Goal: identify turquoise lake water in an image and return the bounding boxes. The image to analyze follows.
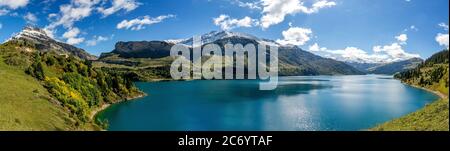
[98,75,438,131]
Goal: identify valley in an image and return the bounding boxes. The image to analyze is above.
[0,26,448,131]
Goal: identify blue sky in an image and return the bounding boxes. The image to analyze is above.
[0,0,448,63]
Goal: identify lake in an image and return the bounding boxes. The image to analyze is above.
[98,75,438,131]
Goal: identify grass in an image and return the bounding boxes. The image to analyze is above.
[371,99,449,131]
[0,56,76,130]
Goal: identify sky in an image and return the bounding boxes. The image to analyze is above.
[0,0,448,63]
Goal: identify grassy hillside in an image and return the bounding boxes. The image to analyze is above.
[372,99,448,131]
[367,58,423,75]
[372,50,449,131]
[0,42,143,130]
[0,51,79,130]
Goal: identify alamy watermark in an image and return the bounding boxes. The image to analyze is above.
[170,36,278,90]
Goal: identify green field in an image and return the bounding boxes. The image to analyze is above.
[0,56,77,130]
[371,98,449,131]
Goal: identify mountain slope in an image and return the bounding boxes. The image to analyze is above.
[5,26,97,60]
[367,58,423,75]
[98,31,363,78]
[372,50,449,131]
[0,27,143,130]
[0,52,76,130]
[346,58,423,75]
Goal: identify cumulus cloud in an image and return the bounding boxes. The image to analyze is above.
[213,14,257,30]
[117,14,175,30]
[435,23,449,49]
[308,34,421,63]
[439,22,449,31]
[23,12,38,24]
[42,0,140,44]
[43,0,102,43]
[62,27,85,45]
[395,34,408,44]
[276,27,312,46]
[86,35,112,46]
[308,43,390,63]
[372,43,420,62]
[46,0,100,29]
[0,0,29,9]
[97,0,141,17]
[260,0,336,29]
[436,33,449,49]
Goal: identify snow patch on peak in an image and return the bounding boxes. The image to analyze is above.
[7,26,53,43]
[169,30,280,47]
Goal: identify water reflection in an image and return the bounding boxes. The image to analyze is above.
[99,75,439,131]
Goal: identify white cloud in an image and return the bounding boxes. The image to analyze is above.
[23,12,38,24]
[0,0,29,9]
[438,22,449,31]
[46,0,100,29]
[403,25,418,32]
[117,14,175,30]
[308,43,390,63]
[410,25,418,31]
[308,36,421,63]
[435,23,449,49]
[213,14,257,30]
[308,43,323,51]
[276,27,312,46]
[395,34,407,44]
[260,0,336,29]
[62,27,85,45]
[435,33,449,49]
[97,0,141,17]
[0,23,2,29]
[86,35,111,46]
[232,0,261,10]
[372,43,420,62]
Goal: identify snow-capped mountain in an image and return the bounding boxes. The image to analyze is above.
[5,26,97,60]
[101,30,364,75]
[165,31,280,47]
[7,26,53,43]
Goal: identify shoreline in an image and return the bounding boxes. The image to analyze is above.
[90,92,147,120]
[405,83,447,99]
[368,80,449,131]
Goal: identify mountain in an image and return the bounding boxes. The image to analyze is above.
[373,50,449,131]
[99,31,364,78]
[5,26,97,60]
[346,58,423,75]
[103,41,174,59]
[366,58,423,75]
[167,30,280,47]
[345,62,379,72]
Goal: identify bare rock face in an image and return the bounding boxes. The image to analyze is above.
[7,26,97,60]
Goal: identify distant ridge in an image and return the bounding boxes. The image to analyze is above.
[99,30,364,76]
